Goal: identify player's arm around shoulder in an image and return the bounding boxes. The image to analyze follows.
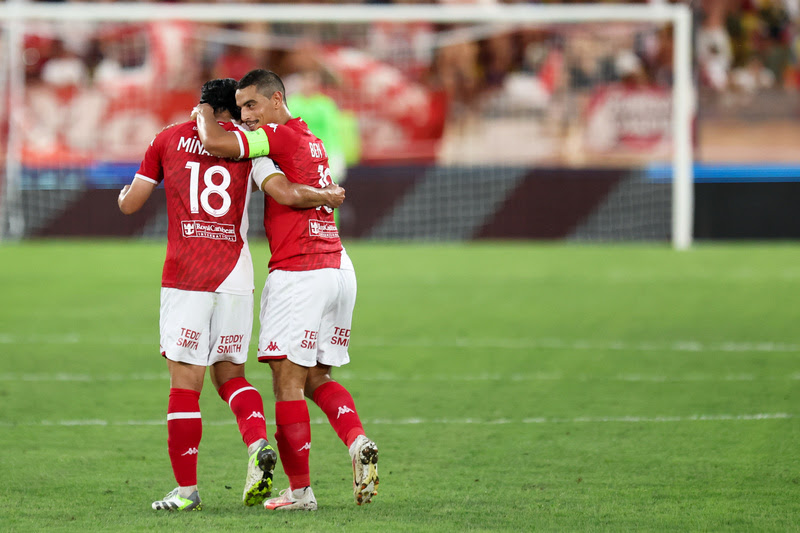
[192,103,242,159]
[262,174,345,209]
[251,156,343,209]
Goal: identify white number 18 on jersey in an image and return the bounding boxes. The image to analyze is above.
[186,161,232,217]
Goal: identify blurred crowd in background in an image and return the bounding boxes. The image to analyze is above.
[6,0,800,166]
[19,0,799,97]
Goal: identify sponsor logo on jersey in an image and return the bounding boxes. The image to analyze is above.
[266,341,280,352]
[308,219,339,239]
[247,411,266,421]
[182,220,237,242]
[297,442,311,452]
[181,447,199,456]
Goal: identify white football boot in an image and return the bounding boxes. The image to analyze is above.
[349,434,379,505]
[151,487,202,511]
[264,486,318,511]
[243,439,277,506]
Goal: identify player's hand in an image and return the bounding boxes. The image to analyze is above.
[323,184,345,209]
[118,184,131,206]
[191,103,213,121]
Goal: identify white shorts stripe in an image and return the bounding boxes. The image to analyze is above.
[166,412,202,421]
[227,386,256,406]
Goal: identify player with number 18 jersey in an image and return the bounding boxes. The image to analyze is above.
[136,121,278,294]
[120,78,302,512]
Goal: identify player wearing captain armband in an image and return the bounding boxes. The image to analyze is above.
[118,78,344,512]
[194,69,379,511]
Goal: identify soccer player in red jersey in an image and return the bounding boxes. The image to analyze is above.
[118,78,345,512]
[194,69,379,511]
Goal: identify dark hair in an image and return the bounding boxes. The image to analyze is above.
[199,78,241,121]
[238,69,286,103]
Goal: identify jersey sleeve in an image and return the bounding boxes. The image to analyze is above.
[135,130,167,185]
[241,124,295,159]
[227,122,248,160]
[250,156,286,191]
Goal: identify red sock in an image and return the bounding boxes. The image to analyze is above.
[274,400,311,490]
[312,381,364,447]
[218,377,268,447]
[167,388,202,487]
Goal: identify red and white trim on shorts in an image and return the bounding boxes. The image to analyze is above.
[258,354,287,363]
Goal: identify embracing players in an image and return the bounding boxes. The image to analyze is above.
[119,78,344,511]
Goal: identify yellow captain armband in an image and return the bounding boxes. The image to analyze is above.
[242,128,270,158]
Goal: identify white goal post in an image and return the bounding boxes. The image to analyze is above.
[0,2,694,248]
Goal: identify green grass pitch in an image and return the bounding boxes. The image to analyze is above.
[1,240,799,531]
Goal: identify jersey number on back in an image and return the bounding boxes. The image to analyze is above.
[317,164,333,214]
[186,161,231,217]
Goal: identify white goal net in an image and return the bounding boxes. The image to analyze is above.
[0,3,693,248]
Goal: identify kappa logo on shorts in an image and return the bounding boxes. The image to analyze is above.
[308,219,338,239]
[266,341,280,352]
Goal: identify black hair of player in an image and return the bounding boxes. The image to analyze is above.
[238,69,287,104]
[199,78,241,121]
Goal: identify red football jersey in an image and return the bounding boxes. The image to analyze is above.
[135,121,255,294]
[238,117,344,272]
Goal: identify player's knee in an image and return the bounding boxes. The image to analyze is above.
[305,373,334,400]
[210,362,246,392]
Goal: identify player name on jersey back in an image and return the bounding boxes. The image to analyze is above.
[177,130,212,156]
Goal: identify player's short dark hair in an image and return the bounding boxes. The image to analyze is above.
[199,78,241,121]
[238,69,286,103]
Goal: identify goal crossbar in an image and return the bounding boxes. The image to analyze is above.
[0,3,688,24]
